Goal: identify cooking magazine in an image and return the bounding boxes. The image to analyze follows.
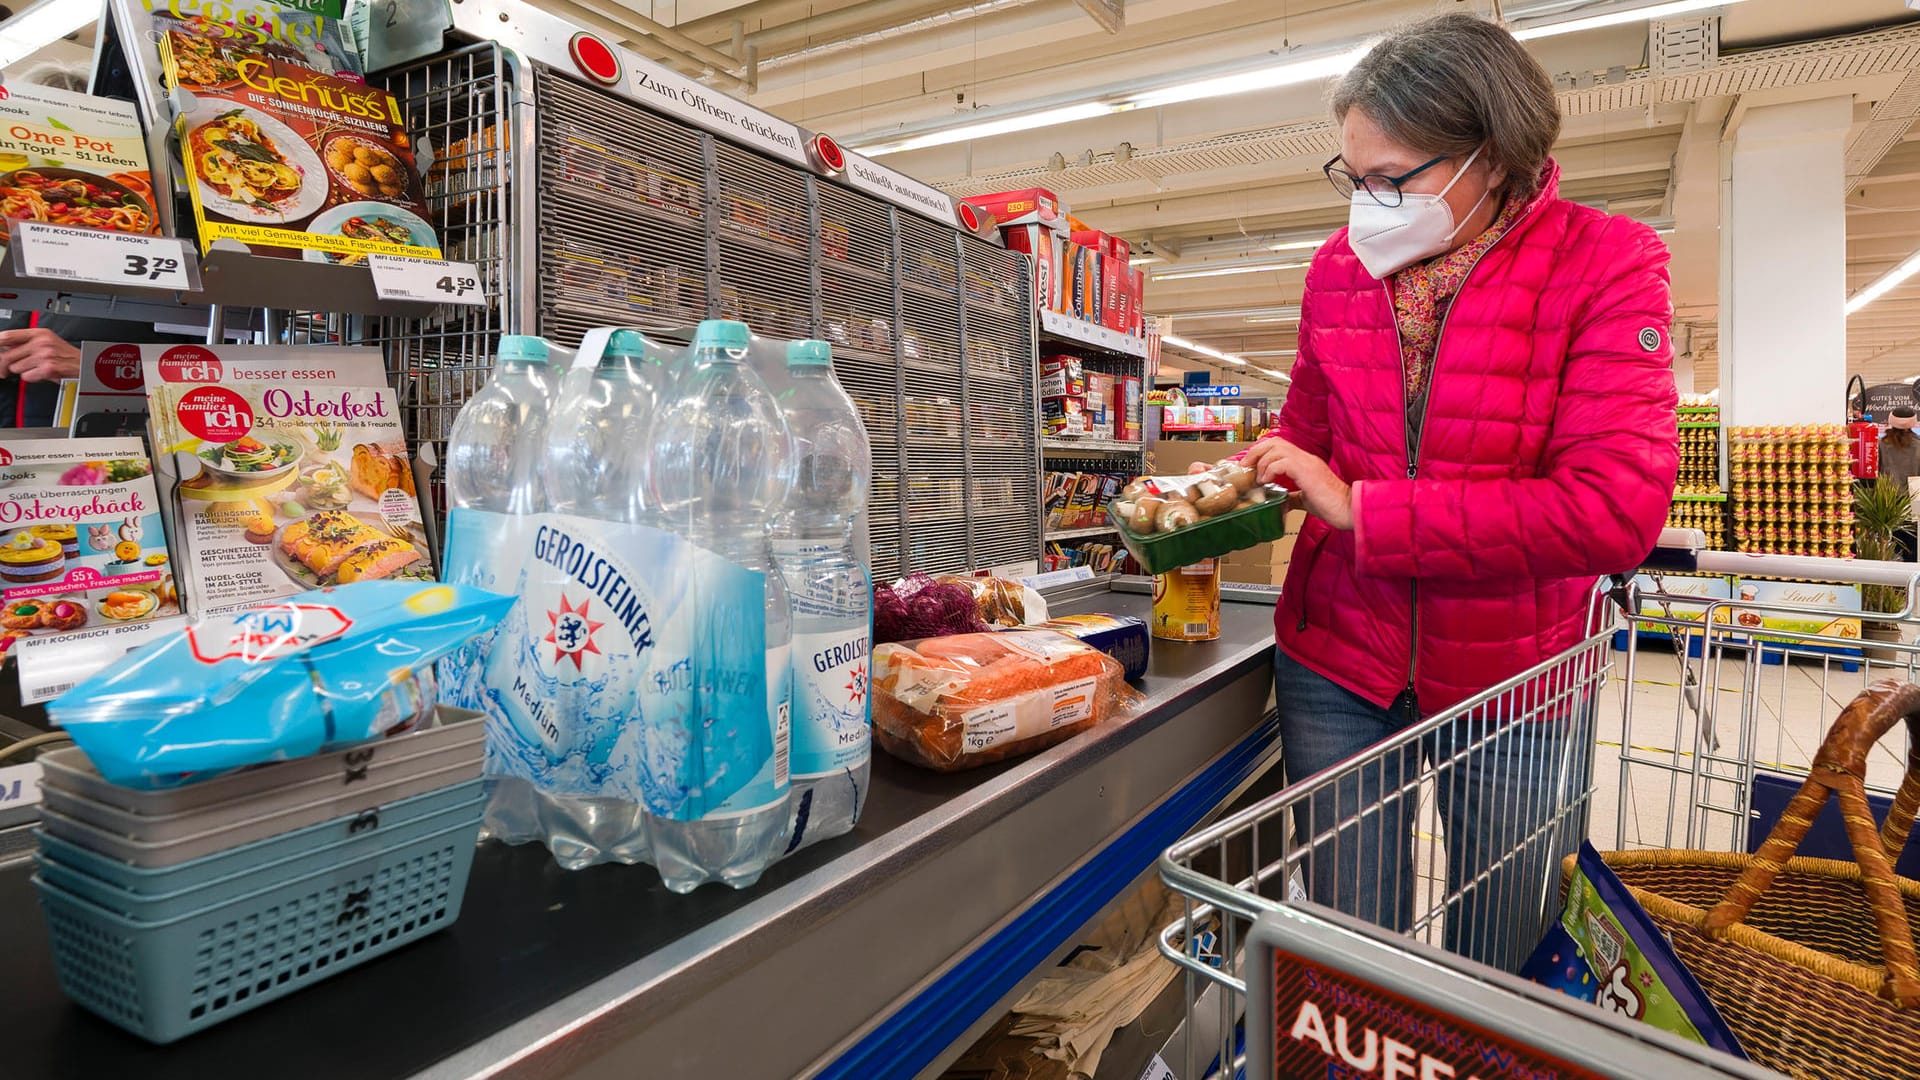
[0,80,158,239]
[163,39,438,261]
[143,345,432,615]
[0,437,177,663]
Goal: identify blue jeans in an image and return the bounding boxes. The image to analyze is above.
[1273,649,1590,974]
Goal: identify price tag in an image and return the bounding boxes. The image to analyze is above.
[11,221,200,292]
[1137,1057,1176,1080]
[367,254,487,306]
[16,615,186,705]
[1021,566,1096,591]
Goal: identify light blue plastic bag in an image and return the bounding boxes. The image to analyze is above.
[50,582,513,788]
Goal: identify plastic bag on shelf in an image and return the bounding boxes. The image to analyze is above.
[49,582,513,788]
[872,630,1144,772]
[935,574,1049,628]
[875,572,990,643]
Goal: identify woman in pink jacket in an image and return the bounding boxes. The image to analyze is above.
[1247,14,1678,969]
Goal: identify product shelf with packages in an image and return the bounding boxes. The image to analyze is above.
[284,32,1039,584]
[1156,545,1920,1080]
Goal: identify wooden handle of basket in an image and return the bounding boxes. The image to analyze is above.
[1704,679,1920,1008]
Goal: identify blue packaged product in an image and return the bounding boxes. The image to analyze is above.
[1014,614,1150,682]
[1520,841,1747,1060]
[49,582,513,788]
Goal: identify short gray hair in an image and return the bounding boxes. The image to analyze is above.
[1331,13,1561,204]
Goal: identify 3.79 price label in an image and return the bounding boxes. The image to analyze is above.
[368,253,487,307]
[11,221,200,292]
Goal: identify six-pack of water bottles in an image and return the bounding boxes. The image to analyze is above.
[438,321,875,892]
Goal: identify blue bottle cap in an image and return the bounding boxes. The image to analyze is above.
[606,329,647,355]
[787,340,833,367]
[694,320,752,352]
[497,335,550,363]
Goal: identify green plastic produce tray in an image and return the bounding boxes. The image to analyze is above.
[1107,493,1294,575]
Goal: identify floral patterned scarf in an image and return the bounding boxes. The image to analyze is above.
[1390,194,1524,405]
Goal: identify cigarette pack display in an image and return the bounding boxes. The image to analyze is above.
[1119,375,1142,442]
[0,437,178,659]
[0,81,159,239]
[164,39,439,262]
[1042,356,1087,399]
[1002,223,1063,313]
[965,187,1068,230]
[1128,269,1146,336]
[143,345,432,614]
[1065,471,1101,527]
[1043,396,1088,438]
[1087,372,1116,439]
[1101,234,1132,332]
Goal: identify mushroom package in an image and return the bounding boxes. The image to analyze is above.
[1110,459,1278,537]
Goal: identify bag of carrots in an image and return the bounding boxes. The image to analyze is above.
[872,630,1145,772]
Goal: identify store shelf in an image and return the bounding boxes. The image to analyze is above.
[1046,525,1121,541]
[0,241,454,319]
[1043,437,1145,454]
[1674,492,1729,502]
[1039,309,1149,358]
[1161,423,1238,434]
[1679,422,1722,430]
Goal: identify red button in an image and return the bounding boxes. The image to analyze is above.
[569,33,621,86]
[812,133,845,171]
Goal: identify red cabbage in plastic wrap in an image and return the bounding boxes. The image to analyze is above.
[875,573,989,644]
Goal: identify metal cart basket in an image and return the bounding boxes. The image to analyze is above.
[1157,551,1920,1080]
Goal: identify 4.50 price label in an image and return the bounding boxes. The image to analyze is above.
[368,253,487,306]
[10,221,200,292]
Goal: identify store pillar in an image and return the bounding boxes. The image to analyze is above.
[1719,96,1852,428]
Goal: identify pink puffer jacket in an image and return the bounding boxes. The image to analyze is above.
[1271,160,1678,714]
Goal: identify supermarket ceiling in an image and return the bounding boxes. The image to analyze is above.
[589,0,1920,394]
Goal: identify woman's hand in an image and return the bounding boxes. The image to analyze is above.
[0,328,81,383]
[1245,438,1354,531]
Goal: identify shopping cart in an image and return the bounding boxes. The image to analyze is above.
[1156,547,1920,1080]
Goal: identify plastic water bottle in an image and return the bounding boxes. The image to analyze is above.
[646,320,797,891]
[443,335,558,850]
[772,340,873,852]
[521,330,664,868]
[445,334,555,513]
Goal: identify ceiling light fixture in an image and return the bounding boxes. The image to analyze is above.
[846,0,1750,156]
[1510,0,1752,41]
[1270,239,1325,252]
[1131,254,1163,265]
[1162,333,1248,365]
[1260,368,1294,382]
[1241,349,1299,357]
[1244,315,1301,325]
[852,101,1115,156]
[1153,260,1312,282]
[0,0,97,68]
[1847,249,1920,315]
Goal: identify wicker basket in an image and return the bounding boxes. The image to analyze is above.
[1581,680,1920,1080]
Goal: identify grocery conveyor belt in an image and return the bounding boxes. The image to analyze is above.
[0,584,1282,1080]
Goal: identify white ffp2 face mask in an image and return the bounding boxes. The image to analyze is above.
[1346,146,1492,280]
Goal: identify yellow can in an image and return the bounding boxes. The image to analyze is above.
[1152,558,1221,642]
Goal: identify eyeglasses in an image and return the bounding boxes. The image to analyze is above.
[1323,154,1450,208]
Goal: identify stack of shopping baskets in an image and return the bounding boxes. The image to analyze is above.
[30,709,486,1043]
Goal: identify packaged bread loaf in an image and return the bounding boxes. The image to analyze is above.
[873,630,1144,771]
